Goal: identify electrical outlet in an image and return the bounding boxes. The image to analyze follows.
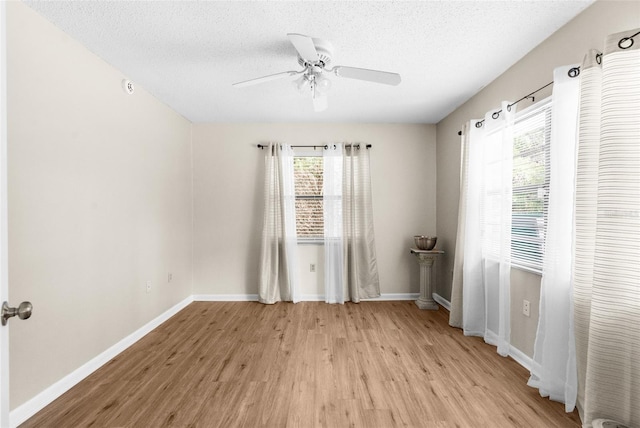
[146,280,152,293]
[168,273,173,283]
[310,263,316,273]
[523,300,531,317]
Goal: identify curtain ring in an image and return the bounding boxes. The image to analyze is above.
[492,111,500,120]
[568,67,580,78]
[596,53,603,64]
[506,104,512,112]
[475,121,483,129]
[618,37,634,50]
[619,30,640,49]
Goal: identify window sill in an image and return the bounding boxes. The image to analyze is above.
[297,240,324,246]
[511,263,542,276]
[483,256,543,276]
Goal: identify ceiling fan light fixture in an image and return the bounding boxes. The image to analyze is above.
[292,75,310,93]
[315,74,332,95]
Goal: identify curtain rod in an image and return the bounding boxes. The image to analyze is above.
[456,50,610,136]
[257,144,372,150]
[456,80,555,136]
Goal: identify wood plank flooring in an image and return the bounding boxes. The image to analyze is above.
[21,301,581,427]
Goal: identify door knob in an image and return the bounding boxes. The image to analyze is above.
[1,301,33,326]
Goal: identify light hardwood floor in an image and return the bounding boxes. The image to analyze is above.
[21,301,581,427]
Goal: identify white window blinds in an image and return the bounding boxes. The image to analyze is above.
[511,98,552,273]
[293,156,324,241]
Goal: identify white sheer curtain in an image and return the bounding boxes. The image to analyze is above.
[323,144,344,304]
[573,30,640,427]
[461,102,513,356]
[527,65,580,410]
[342,144,380,303]
[258,143,300,304]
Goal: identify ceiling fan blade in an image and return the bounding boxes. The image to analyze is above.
[333,66,401,86]
[287,33,319,62]
[232,71,299,88]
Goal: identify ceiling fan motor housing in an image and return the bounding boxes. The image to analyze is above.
[297,37,334,69]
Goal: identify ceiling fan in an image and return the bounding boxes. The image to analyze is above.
[232,33,401,112]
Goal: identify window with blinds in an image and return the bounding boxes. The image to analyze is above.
[293,156,324,242]
[511,99,552,273]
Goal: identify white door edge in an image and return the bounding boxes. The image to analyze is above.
[0,1,10,426]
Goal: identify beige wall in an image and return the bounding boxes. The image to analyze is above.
[7,2,193,409]
[435,0,640,356]
[192,123,437,298]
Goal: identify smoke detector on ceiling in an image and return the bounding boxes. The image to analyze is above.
[121,79,135,95]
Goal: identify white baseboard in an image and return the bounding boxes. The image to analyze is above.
[372,293,420,301]
[467,330,533,372]
[193,294,259,301]
[432,293,451,310]
[312,293,420,301]
[509,345,533,371]
[9,296,193,428]
[194,293,420,302]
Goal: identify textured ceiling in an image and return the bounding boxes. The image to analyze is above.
[24,1,594,124]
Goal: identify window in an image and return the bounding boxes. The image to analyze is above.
[293,155,324,242]
[511,99,551,273]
